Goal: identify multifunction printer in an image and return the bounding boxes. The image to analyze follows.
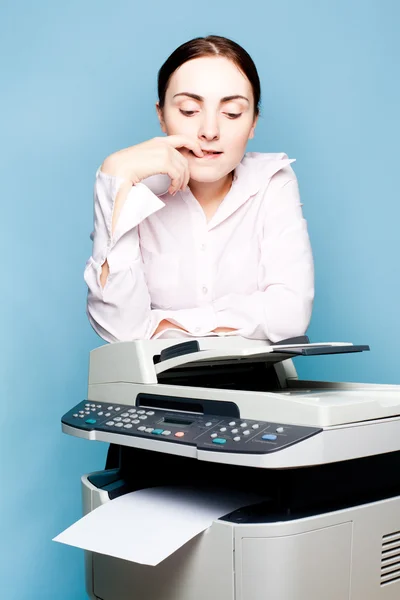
[61,336,400,600]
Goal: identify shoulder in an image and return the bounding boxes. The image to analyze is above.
[237,152,298,196]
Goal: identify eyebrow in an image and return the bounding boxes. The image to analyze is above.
[173,92,250,104]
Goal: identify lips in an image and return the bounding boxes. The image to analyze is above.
[190,149,223,158]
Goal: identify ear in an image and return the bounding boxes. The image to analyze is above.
[156,102,167,134]
[248,114,259,140]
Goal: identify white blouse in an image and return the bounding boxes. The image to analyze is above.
[84,152,314,342]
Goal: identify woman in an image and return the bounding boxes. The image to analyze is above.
[85,35,314,342]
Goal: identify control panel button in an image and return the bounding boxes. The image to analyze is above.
[243,430,250,436]
[114,417,122,422]
[212,438,227,445]
[122,418,131,423]
[90,404,95,408]
[107,406,114,411]
[115,407,121,412]
[105,413,111,417]
[240,423,248,428]
[231,428,238,434]
[85,419,97,424]
[139,415,147,420]
[124,424,133,429]
[220,427,227,432]
[276,427,284,433]
[146,411,155,416]
[128,409,136,414]
[115,422,124,428]
[98,411,104,416]
[138,426,146,432]
[233,436,241,442]
[175,432,185,438]
[210,433,218,438]
[262,434,278,441]
[229,421,236,426]
[121,413,129,418]
[252,424,260,429]
[106,421,114,426]
[162,430,171,436]
[152,429,164,435]
[132,419,140,424]
[145,427,154,433]
[205,421,213,427]
[73,413,78,418]
[137,410,145,415]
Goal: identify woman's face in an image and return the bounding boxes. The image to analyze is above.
[157,56,258,183]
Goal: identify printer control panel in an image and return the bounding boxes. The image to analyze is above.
[62,401,321,454]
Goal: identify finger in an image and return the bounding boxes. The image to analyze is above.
[167,164,184,195]
[165,135,204,158]
[173,151,190,190]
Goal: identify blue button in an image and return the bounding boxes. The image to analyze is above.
[152,429,164,435]
[262,434,277,441]
[85,419,97,424]
[212,438,227,445]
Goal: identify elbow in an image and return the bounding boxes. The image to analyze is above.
[86,294,150,342]
[266,290,314,343]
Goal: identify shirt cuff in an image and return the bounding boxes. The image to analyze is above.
[91,169,165,266]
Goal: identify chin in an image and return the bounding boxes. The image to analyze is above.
[189,166,232,184]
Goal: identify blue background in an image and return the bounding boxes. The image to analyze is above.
[1,0,399,597]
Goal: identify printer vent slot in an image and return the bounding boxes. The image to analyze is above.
[381,530,400,586]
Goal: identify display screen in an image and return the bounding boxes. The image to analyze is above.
[163,417,194,426]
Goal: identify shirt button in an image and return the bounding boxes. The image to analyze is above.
[195,327,201,333]
[200,243,206,251]
[202,286,208,294]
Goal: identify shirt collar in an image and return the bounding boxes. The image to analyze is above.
[207,152,296,229]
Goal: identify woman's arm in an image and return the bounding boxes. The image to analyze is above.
[86,137,207,342]
[211,170,314,341]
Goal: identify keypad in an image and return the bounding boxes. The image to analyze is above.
[62,400,321,454]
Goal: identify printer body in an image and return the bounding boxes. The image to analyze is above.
[61,337,400,600]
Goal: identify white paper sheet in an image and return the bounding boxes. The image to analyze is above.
[53,486,261,566]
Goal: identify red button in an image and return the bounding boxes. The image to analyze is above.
[175,432,185,438]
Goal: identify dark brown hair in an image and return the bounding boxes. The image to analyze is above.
[157,35,261,116]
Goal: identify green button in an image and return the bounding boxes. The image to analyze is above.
[85,419,97,424]
[152,429,164,435]
[212,438,227,445]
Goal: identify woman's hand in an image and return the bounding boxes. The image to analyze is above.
[101,136,204,195]
[151,321,237,338]
[151,319,187,338]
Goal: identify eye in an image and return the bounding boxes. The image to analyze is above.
[225,113,242,119]
[179,109,198,117]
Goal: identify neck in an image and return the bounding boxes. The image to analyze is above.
[189,172,233,208]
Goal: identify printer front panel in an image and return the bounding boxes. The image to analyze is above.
[62,399,322,460]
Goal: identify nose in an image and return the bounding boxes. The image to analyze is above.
[198,112,220,142]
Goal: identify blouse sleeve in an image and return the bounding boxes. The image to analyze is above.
[212,168,315,341]
[84,170,219,341]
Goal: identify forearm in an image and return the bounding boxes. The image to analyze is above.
[99,178,133,288]
[213,284,314,342]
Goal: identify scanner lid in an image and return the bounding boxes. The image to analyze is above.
[154,338,370,376]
